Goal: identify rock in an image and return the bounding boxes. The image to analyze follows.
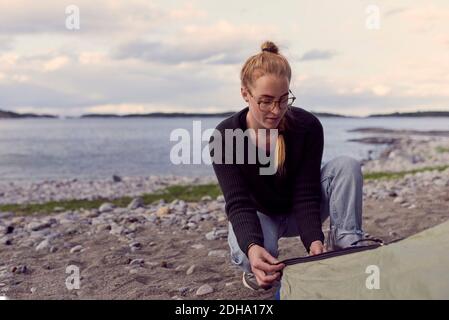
[26,221,52,232]
[0,225,14,235]
[129,242,142,252]
[0,211,14,219]
[146,214,158,223]
[35,239,50,251]
[205,228,228,240]
[70,245,83,253]
[189,214,202,224]
[156,206,170,217]
[129,259,145,266]
[178,287,189,297]
[186,265,196,275]
[205,231,216,241]
[393,197,405,204]
[129,268,139,275]
[191,244,205,250]
[208,249,228,258]
[388,191,398,197]
[112,175,122,182]
[215,229,228,238]
[196,284,214,296]
[216,195,225,202]
[99,203,115,213]
[127,197,144,210]
[201,196,212,202]
[85,210,101,218]
[11,265,28,274]
[110,225,124,236]
[49,246,58,253]
[186,222,197,229]
[1,236,12,245]
[30,287,37,294]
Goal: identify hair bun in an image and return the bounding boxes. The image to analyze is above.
[261,41,279,54]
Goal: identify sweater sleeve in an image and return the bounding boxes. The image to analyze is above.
[209,132,264,258]
[291,119,325,252]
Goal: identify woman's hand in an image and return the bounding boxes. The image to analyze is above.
[247,244,285,289]
[309,240,326,255]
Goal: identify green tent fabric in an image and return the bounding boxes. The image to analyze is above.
[279,220,449,299]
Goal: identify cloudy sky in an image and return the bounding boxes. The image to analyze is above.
[0,0,448,116]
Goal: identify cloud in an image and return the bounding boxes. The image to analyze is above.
[298,49,338,62]
[0,36,14,51]
[167,2,207,20]
[43,56,70,72]
[114,39,245,65]
[114,20,280,65]
[384,7,407,18]
[0,0,175,34]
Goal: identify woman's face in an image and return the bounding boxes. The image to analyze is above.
[242,74,290,130]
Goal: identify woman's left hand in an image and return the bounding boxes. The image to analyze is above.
[309,240,326,255]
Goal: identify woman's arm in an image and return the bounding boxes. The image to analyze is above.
[210,134,264,258]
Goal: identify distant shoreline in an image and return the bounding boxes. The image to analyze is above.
[1,108,449,119]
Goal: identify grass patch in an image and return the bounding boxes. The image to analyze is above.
[436,146,449,153]
[364,164,449,181]
[0,183,222,216]
[3,164,448,215]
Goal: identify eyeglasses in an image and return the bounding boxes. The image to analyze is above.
[247,89,296,112]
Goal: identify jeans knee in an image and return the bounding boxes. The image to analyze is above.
[332,156,362,177]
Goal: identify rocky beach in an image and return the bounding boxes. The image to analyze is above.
[0,128,448,300]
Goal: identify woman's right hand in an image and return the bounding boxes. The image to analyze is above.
[247,244,285,289]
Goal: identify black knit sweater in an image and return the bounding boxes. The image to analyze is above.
[210,106,325,257]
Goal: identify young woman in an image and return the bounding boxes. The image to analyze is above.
[210,41,364,291]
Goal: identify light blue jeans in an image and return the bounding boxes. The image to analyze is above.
[228,156,364,273]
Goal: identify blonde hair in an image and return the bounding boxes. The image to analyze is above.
[240,40,292,176]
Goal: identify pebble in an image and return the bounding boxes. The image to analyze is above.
[112,175,122,183]
[205,228,228,240]
[186,265,196,275]
[11,265,28,274]
[208,250,228,258]
[393,197,405,204]
[201,196,212,202]
[191,244,205,250]
[156,206,170,217]
[27,221,52,232]
[129,259,144,266]
[127,197,144,210]
[129,268,139,275]
[70,245,83,253]
[196,284,214,296]
[35,239,50,251]
[178,287,189,296]
[129,242,142,252]
[99,203,115,213]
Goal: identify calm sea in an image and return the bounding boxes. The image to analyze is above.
[0,116,448,182]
